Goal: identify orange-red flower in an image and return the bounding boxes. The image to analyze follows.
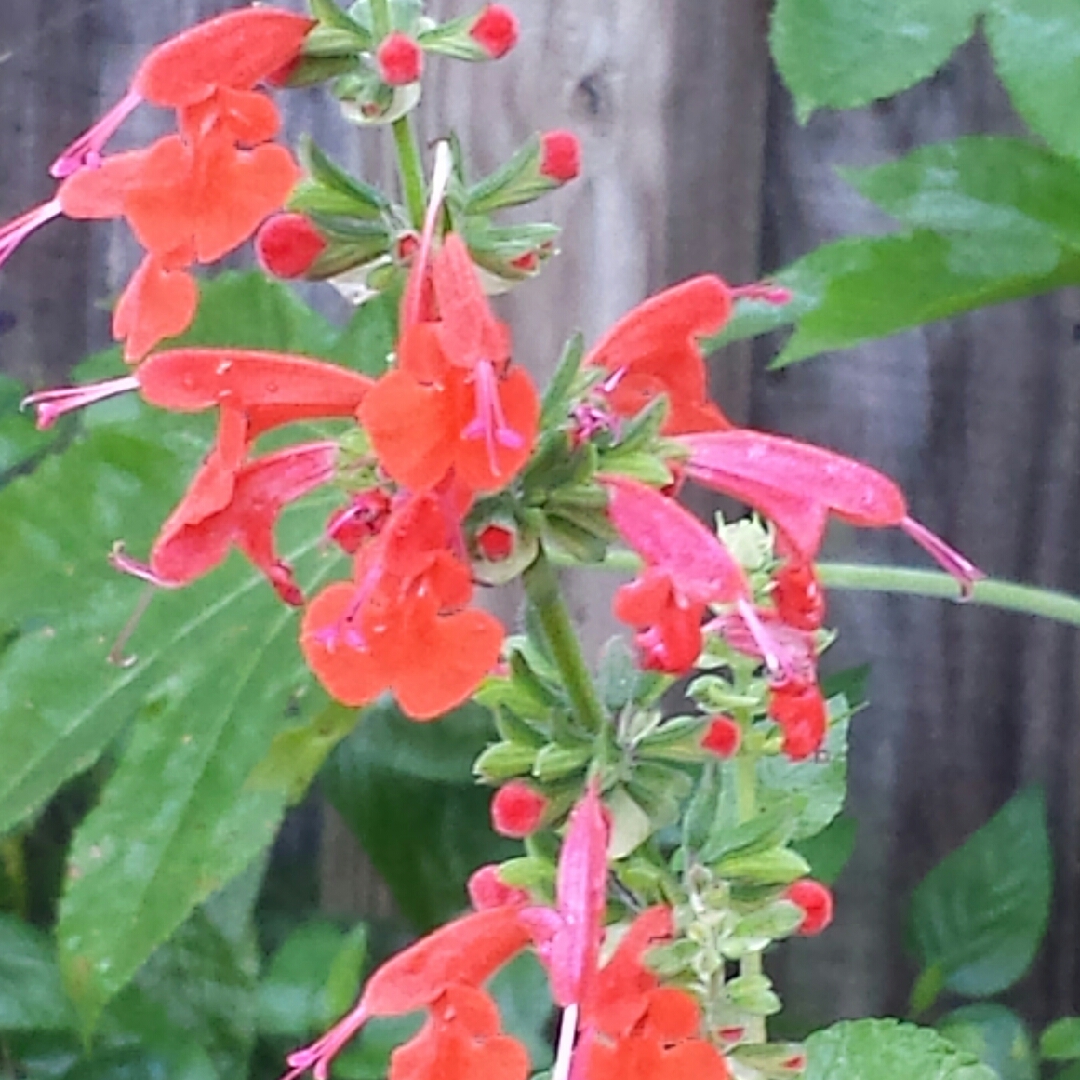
[360,234,539,494]
[301,492,504,719]
[284,906,531,1080]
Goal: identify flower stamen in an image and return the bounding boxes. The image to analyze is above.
[461,359,524,476]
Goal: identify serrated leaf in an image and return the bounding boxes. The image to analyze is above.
[843,137,1080,247]
[806,1019,997,1080]
[323,701,515,929]
[770,0,982,118]
[938,1005,1036,1080]
[985,0,1080,160]
[909,786,1051,997]
[1041,1017,1080,1061]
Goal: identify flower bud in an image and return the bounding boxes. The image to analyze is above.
[255,213,327,279]
[702,715,741,758]
[785,879,834,935]
[476,523,515,562]
[469,5,519,59]
[768,678,827,760]
[377,31,424,86]
[468,864,530,909]
[491,780,549,838]
[539,130,581,183]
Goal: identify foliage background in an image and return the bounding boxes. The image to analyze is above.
[1,0,1079,1049]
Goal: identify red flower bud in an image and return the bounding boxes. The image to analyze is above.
[702,715,741,758]
[539,130,581,183]
[510,250,539,273]
[255,213,326,279]
[785,879,834,936]
[773,560,825,631]
[377,31,424,86]
[491,780,548,838]
[476,523,515,561]
[468,864,529,909]
[470,5,519,59]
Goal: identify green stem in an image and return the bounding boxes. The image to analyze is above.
[558,548,1080,629]
[734,748,767,1043]
[523,551,608,735]
[392,115,428,228]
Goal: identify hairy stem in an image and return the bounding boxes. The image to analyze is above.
[735,750,767,1043]
[523,550,608,734]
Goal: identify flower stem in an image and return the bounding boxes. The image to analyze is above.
[523,550,608,734]
[734,749,767,1044]
[392,115,428,228]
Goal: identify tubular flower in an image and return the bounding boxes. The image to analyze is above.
[301,492,504,720]
[283,906,531,1080]
[520,782,609,1008]
[767,677,828,761]
[602,475,748,673]
[113,442,338,605]
[360,233,539,494]
[584,277,734,435]
[677,429,984,594]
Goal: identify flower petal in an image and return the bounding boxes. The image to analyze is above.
[113,255,199,363]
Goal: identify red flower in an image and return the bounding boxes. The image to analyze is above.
[284,906,530,1080]
[360,234,539,494]
[767,678,828,760]
[469,5,520,58]
[378,32,425,85]
[491,781,549,838]
[113,442,338,604]
[772,560,825,631]
[678,429,983,593]
[785,879,834,936]
[602,475,748,673]
[585,277,734,435]
[301,493,504,719]
[539,130,581,183]
[468,865,529,910]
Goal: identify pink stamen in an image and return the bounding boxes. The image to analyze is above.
[402,141,453,329]
[314,559,384,651]
[0,200,64,271]
[22,374,139,430]
[461,360,524,476]
[109,542,176,589]
[731,282,793,306]
[283,1003,369,1080]
[900,516,985,600]
[49,91,142,179]
[736,598,785,676]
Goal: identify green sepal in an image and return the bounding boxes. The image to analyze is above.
[637,715,708,763]
[714,846,810,886]
[731,900,806,944]
[296,137,392,219]
[532,744,592,784]
[303,25,371,58]
[596,448,673,486]
[725,972,782,1016]
[700,802,798,864]
[492,706,549,751]
[497,856,556,893]
[473,741,538,781]
[463,135,562,215]
[540,334,586,429]
[540,514,609,564]
[311,0,374,43]
[730,1042,808,1079]
[275,53,359,88]
[417,14,492,62]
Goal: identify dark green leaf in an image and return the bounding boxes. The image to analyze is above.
[769,0,982,119]
[806,1019,997,1080]
[985,0,1080,160]
[323,700,515,929]
[326,292,397,376]
[909,786,1051,997]
[938,1005,1036,1080]
[793,813,857,885]
[0,914,74,1031]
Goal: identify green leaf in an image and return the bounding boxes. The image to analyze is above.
[1040,1018,1080,1061]
[806,1019,997,1080]
[769,0,982,119]
[938,1005,1036,1080]
[323,700,516,929]
[774,230,1080,366]
[843,137,1080,247]
[908,786,1051,998]
[326,292,397,376]
[793,813,857,885]
[758,712,850,841]
[258,920,367,1037]
[0,914,75,1031]
[985,0,1080,160]
[0,375,58,480]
